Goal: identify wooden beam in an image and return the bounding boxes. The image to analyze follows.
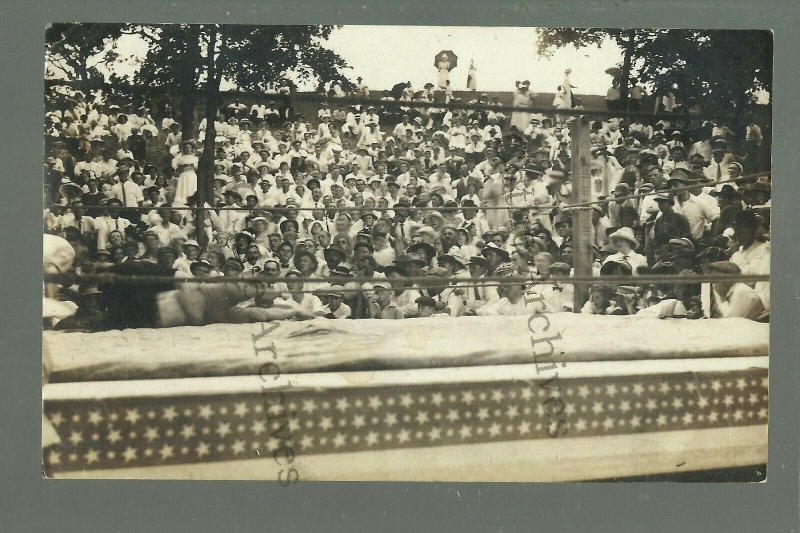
[569,115,593,312]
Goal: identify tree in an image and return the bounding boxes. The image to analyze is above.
[537,28,772,114]
[122,24,351,246]
[45,23,123,83]
[48,23,352,246]
[637,30,772,114]
[537,28,664,110]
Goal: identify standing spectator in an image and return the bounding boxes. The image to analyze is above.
[172,140,199,206]
[629,78,645,111]
[563,69,577,106]
[650,192,691,251]
[510,81,536,134]
[467,59,477,91]
[744,117,764,172]
[436,54,452,90]
[606,80,621,112]
[109,166,144,222]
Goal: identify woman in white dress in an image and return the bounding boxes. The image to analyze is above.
[510,81,535,133]
[437,54,451,90]
[562,69,575,109]
[552,85,567,109]
[447,116,468,150]
[172,140,199,206]
[482,172,508,231]
[552,85,569,124]
[467,60,477,91]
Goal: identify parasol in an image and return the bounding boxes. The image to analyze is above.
[434,50,458,70]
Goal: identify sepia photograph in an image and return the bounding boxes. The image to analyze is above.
[42,23,771,481]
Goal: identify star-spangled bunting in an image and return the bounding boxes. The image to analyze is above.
[43,369,768,474]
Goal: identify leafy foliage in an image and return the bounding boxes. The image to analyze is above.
[45,23,124,82]
[537,28,772,113]
[46,23,352,244]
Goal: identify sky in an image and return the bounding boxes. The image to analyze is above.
[325,26,622,95]
[78,25,623,96]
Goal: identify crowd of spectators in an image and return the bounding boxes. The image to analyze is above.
[42,80,771,330]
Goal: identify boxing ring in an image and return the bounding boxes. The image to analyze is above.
[42,314,769,481]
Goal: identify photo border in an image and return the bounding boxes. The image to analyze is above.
[3,1,798,531]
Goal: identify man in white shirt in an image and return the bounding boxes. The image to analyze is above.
[482,116,503,141]
[393,115,413,138]
[109,167,144,208]
[629,78,645,111]
[358,122,383,148]
[270,143,292,171]
[60,200,96,236]
[707,261,766,320]
[250,102,266,120]
[320,285,352,319]
[150,206,186,246]
[263,102,281,124]
[538,262,574,312]
[673,179,717,239]
[477,281,543,316]
[218,191,248,234]
[703,141,735,184]
[94,199,131,250]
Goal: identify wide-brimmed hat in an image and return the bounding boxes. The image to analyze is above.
[279,219,299,234]
[58,181,83,198]
[412,226,437,241]
[394,253,427,266]
[224,189,243,201]
[406,242,435,259]
[410,296,435,310]
[599,243,617,255]
[599,258,633,275]
[746,182,771,195]
[437,253,467,268]
[293,249,318,268]
[608,227,639,249]
[653,191,672,203]
[614,285,638,297]
[223,258,244,271]
[323,244,347,261]
[667,169,691,187]
[190,259,212,272]
[553,217,573,229]
[466,256,488,268]
[329,265,353,277]
[233,230,256,242]
[668,237,695,252]
[704,260,741,276]
[522,164,544,176]
[668,247,696,260]
[481,242,510,261]
[715,184,740,199]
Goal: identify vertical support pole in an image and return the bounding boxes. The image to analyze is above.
[569,115,592,312]
[195,159,206,248]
